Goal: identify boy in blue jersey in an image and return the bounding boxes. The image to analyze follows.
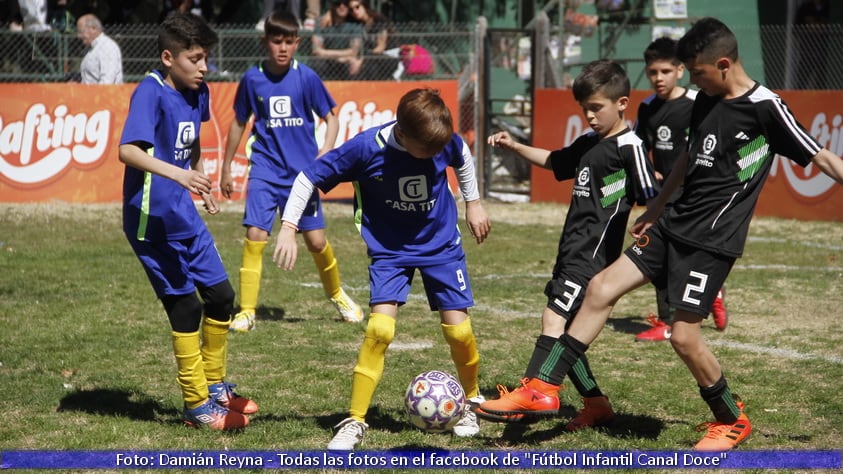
[494,18,843,451]
[119,13,257,431]
[220,10,362,333]
[634,37,729,341]
[273,88,492,450]
[475,60,658,431]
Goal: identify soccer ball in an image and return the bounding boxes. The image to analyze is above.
[404,370,466,433]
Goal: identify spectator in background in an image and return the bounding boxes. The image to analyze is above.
[256,0,321,31]
[18,0,50,31]
[160,0,213,23]
[347,0,399,80]
[76,13,123,83]
[310,0,362,80]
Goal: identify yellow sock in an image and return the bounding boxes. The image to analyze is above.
[239,239,266,313]
[311,240,341,299]
[349,312,395,422]
[172,330,208,409]
[441,317,480,399]
[201,316,230,385]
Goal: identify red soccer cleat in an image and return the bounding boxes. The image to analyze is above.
[711,287,729,331]
[635,313,671,341]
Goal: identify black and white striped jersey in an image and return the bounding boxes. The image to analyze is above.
[548,128,658,279]
[662,82,821,257]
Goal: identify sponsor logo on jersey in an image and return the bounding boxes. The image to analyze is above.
[173,121,195,161]
[572,167,591,198]
[386,175,437,212]
[694,133,717,168]
[735,131,750,140]
[655,125,675,151]
[267,96,305,128]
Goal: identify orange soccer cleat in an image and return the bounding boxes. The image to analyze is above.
[694,402,751,451]
[566,395,615,431]
[183,399,249,430]
[474,378,560,423]
[209,381,259,415]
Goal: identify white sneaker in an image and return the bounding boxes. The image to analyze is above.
[229,311,255,333]
[452,395,485,437]
[330,288,364,323]
[327,417,368,450]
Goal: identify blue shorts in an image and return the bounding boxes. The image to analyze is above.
[244,177,325,233]
[127,227,228,298]
[369,257,474,311]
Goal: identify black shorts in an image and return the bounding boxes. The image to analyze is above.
[625,224,734,317]
[543,272,590,321]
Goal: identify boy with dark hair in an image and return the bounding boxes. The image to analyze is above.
[119,12,257,431]
[221,9,362,333]
[273,88,491,450]
[634,36,728,342]
[474,59,658,431]
[486,17,843,451]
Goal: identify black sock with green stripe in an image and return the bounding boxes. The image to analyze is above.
[699,374,740,423]
[524,335,554,381]
[567,355,603,398]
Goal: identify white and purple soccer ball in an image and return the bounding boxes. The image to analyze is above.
[404,370,466,433]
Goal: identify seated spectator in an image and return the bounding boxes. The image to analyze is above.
[348,0,400,80]
[76,13,123,84]
[310,0,362,80]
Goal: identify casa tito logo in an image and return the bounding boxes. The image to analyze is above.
[0,103,111,188]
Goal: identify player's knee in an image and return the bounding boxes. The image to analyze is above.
[305,233,328,253]
[161,293,203,332]
[366,313,395,346]
[200,280,235,322]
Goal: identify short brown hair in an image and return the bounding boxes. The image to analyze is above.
[572,59,629,102]
[396,88,454,155]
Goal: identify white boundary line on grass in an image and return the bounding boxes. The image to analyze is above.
[708,339,843,365]
[748,236,843,251]
[733,264,843,271]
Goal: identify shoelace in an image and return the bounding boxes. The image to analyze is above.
[495,377,530,397]
[695,421,730,439]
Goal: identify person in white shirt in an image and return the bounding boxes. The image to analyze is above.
[76,14,123,84]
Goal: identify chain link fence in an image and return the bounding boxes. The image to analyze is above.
[0,22,473,83]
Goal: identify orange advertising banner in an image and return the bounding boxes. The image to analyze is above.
[0,80,458,203]
[531,88,843,221]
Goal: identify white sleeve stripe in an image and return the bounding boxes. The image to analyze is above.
[633,144,656,199]
[770,95,821,155]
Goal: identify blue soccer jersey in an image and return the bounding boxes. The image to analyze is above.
[120,70,209,241]
[303,121,468,266]
[234,60,336,186]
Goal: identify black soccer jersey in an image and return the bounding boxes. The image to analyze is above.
[548,128,658,280]
[662,83,821,257]
[634,88,697,179]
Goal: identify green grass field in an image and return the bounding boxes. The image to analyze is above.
[1,200,841,467]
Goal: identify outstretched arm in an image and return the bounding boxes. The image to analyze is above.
[630,150,688,238]
[487,130,552,169]
[812,148,843,185]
